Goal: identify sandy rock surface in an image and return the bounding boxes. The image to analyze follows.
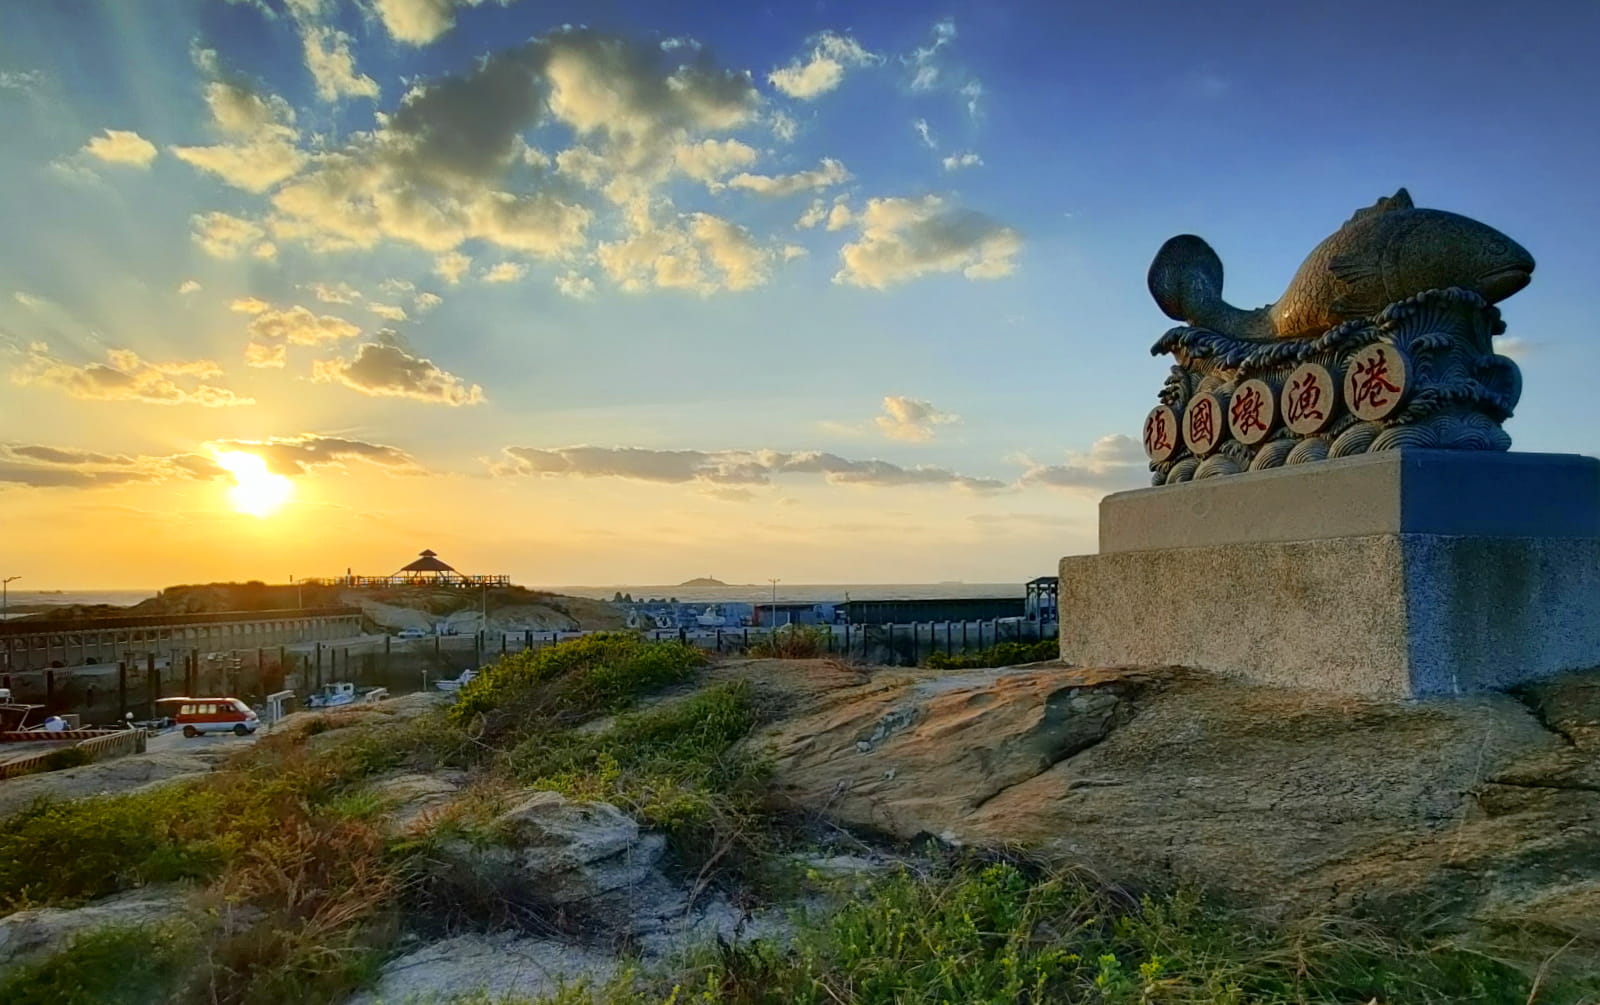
[763,663,1600,932]
[0,887,187,969]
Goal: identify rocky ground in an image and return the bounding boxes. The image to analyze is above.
[4,658,1598,1001]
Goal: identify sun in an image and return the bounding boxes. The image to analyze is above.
[214,451,293,518]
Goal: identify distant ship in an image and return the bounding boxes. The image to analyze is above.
[677,576,728,587]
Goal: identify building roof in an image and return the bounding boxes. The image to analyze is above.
[1027,576,1060,587]
[398,550,457,574]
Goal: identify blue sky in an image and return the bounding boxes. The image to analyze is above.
[0,0,1595,588]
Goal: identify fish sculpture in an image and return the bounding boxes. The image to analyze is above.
[1147,188,1535,341]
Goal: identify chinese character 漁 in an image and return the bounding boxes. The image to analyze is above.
[1285,372,1326,426]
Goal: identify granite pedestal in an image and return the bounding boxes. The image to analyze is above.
[1059,450,1600,698]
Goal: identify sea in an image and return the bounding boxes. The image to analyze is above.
[1,582,1025,617]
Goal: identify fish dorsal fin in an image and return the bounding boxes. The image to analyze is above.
[1346,187,1414,226]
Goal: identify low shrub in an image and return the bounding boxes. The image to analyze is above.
[748,624,833,659]
[927,638,1059,670]
[506,681,776,884]
[634,860,1564,1005]
[452,634,704,728]
[0,923,194,1005]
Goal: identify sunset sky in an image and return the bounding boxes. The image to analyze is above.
[2,0,1598,589]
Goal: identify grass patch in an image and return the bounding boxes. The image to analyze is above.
[748,624,833,659]
[453,633,705,729]
[927,638,1059,670]
[505,681,776,881]
[608,860,1589,1004]
[0,923,194,1005]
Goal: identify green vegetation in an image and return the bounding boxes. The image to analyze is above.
[507,861,1589,1004]
[927,638,1060,670]
[0,924,194,1005]
[453,632,705,727]
[748,624,834,659]
[6,636,1592,1005]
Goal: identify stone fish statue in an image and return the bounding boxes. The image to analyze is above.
[1147,188,1535,341]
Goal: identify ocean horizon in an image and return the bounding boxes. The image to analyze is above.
[2,581,1030,614]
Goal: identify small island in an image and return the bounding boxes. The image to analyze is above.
[676,576,728,587]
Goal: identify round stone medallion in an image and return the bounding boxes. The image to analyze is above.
[1281,363,1337,435]
[1343,343,1409,421]
[1182,393,1224,456]
[1227,378,1277,445]
[1142,404,1180,462]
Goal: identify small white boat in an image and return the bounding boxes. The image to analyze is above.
[434,668,478,693]
[305,682,388,708]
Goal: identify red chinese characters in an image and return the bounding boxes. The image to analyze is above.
[1282,363,1336,435]
[1182,393,1223,456]
[1143,405,1179,462]
[1227,378,1276,445]
[1344,344,1408,420]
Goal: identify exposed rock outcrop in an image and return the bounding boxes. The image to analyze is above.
[0,887,188,970]
[763,663,1600,940]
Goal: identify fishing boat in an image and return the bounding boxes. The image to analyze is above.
[305,682,389,708]
[434,668,478,693]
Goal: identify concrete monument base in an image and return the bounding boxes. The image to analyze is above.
[1059,450,1600,698]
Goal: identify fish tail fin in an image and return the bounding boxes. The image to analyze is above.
[1148,234,1275,339]
[1148,234,1225,324]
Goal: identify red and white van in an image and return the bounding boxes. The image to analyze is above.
[158,697,260,737]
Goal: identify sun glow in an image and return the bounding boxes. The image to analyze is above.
[215,451,293,518]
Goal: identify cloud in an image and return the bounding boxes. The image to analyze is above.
[192,211,276,260]
[434,252,472,284]
[12,346,253,407]
[913,118,936,149]
[673,138,759,185]
[942,151,982,171]
[309,281,361,304]
[597,212,773,295]
[368,302,409,320]
[311,340,484,405]
[414,291,444,312]
[769,110,798,143]
[82,129,158,167]
[171,81,306,192]
[1017,435,1147,494]
[768,31,879,99]
[178,280,202,295]
[797,196,854,231]
[243,305,362,367]
[907,19,957,91]
[269,29,757,260]
[300,25,380,101]
[492,445,1004,492]
[230,296,271,314]
[372,0,516,45]
[725,158,850,197]
[875,395,960,442]
[834,195,1020,288]
[904,19,984,117]
[0,445,224,488]
[207,433,421,475]
[554,272,594,298]
[0,70,43,93]
[481,261,527,283]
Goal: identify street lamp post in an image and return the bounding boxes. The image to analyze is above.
[2,576,18,621]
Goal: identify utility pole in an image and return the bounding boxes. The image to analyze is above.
[767,578,779,628]
[2,576,18,621]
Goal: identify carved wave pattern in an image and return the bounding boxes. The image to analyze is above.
[1148,288,1521,485]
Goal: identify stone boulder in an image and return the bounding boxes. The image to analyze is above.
[0,887,187,971]
[371,772,464,837]
[762,663,1600,942]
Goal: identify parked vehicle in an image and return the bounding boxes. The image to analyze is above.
[396,627,430,640]
[305,682,389,708]
[157,697,260,738]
